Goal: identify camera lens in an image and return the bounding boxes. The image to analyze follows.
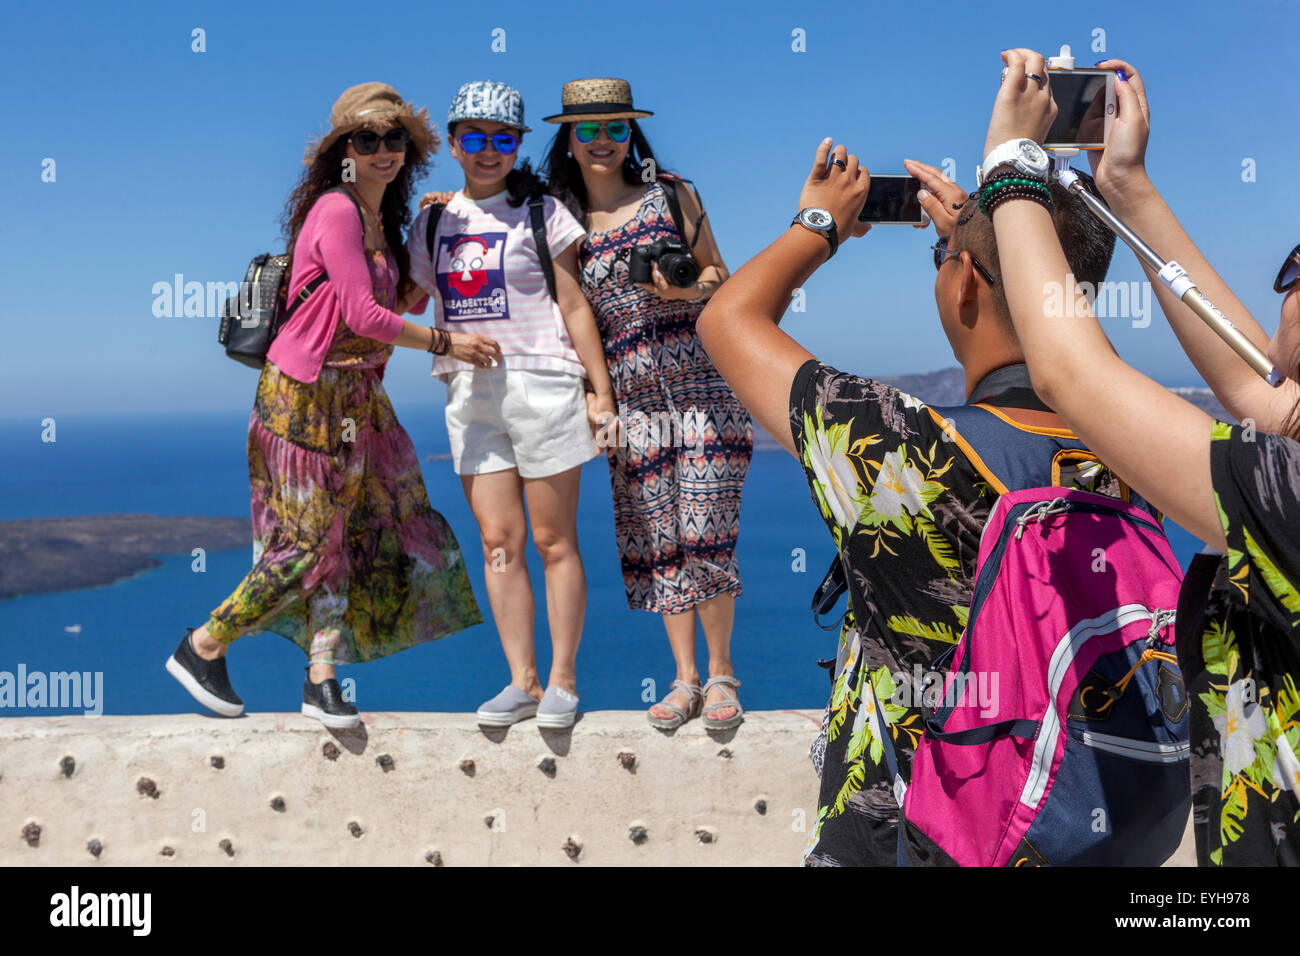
[658,254,700,287]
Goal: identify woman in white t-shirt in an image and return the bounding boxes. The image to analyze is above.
[406,81,616,730]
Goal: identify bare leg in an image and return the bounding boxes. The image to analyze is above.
[190,624,226,659]
[649,608,701,719]
[464,469,542,699]
[522,466,584,695]
[698,593,738,721]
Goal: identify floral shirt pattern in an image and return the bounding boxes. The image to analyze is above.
[1176,424,1300,866]
[791,361,1145,866]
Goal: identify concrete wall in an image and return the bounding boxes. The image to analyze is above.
[1,711,826,866]
[0,711,1196,866]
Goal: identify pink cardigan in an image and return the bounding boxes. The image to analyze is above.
[266,191,408,383]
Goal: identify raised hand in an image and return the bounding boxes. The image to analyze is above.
[984,49,1058,162]
[797,138,872,244]
[1086,59,1151,198]
[904,158,968,236]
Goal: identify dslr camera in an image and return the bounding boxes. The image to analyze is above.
[627,237,700,288]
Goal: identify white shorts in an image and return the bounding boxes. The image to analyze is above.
[444,367,599,478]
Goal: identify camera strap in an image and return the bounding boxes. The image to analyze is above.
[658,175,707,249]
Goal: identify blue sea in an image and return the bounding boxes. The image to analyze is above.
[0,411,1206,718]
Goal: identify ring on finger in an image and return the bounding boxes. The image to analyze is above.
[1024,71,1046,88]
[830,158,847,169]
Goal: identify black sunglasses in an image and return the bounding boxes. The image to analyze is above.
[350,128,410,155]
[931,235,997,286]
[1274,243,1300,293]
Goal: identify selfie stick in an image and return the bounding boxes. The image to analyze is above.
[1044,46,1284,386]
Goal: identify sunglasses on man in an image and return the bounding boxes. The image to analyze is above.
[1274,243,1300,294]
[931,235,997,286]
[574,121,631,144]
[457,131,521,155]
[350,128,410,155]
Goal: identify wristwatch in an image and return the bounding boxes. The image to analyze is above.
[791,207,839,260]
[979,138,1050,185]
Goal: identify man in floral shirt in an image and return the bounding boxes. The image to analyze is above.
[697,142,1143,865]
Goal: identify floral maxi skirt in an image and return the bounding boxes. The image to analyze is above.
[207,362,482,663]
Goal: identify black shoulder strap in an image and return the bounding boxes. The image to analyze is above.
[424,202,445,266]
[528,195,557,301]
[657,175,706,249]
[284,187,365,320]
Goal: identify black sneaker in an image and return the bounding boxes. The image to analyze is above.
[165,628,244,717]
[302,672,360,729]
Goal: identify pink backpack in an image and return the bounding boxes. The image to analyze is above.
[878,405,1191,866]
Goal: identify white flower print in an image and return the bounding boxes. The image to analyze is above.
[1213,679,1270,777]
[806,424,863,531]
[869,449,928,520]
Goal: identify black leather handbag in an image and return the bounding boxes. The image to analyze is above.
[217,187,362,368]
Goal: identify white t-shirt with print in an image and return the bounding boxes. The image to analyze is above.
[408,189,587,380]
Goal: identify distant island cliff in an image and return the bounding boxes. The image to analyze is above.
[0,515,251,601]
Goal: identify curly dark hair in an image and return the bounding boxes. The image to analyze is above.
[281,129,433,298]
[540,119,663,223]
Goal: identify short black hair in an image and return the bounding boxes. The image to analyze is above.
[951,170,1116,327]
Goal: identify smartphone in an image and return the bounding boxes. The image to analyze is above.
[858,174,925,224]
[1044,67,1117,149]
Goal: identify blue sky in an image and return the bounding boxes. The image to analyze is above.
[3,0,1297,419]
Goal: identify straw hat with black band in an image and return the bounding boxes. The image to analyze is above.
[543,78,653,124]
[304,81,438,165]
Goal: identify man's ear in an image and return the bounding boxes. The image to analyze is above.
[958,252,979,306]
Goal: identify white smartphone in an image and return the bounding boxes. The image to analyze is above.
[1044,67,1117,150]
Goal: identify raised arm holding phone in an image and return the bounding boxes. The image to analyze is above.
[985,48,1300,868]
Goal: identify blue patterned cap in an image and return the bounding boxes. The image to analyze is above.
[447,80,531,133]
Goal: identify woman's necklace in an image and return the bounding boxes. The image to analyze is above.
[347,184,384,238]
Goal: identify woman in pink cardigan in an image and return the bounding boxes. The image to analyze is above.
[166,83,489,728]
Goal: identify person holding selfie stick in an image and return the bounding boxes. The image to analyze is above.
[167,83,483,729]
[542,78,753,731]
[984,48,1300,866]
[408,81,616,730]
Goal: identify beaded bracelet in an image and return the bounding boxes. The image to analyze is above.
[984,185,1054,217]
[979,176,1051,213]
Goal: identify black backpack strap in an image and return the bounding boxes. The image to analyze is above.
[657,175,706,249]
[283,273,328,321]
[527,195,557,301]
[424,202,445,267]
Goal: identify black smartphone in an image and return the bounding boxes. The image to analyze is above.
[1044,68,1116,149]
[858,174,925,224]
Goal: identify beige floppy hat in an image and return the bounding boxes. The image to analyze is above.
[305,82,438,165]
[543,77,653,124]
